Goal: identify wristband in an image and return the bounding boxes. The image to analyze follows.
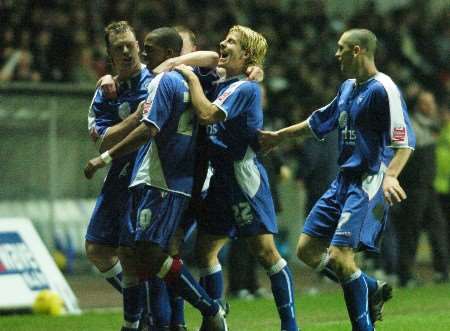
[100,151,113,164]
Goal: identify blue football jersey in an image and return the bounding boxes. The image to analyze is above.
[207,76,262,165]
[201,76,277,236]
[88,64,153,185]
[86,64,153,245]
[308,72,416,175]
[130,71,197,196]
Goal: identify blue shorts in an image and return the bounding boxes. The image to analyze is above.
[303,169,389,252]
[199,161,277,238]
[122,185,190,250]
[85,160,132,246]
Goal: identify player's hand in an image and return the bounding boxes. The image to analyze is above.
[246,66,264,82]
[153,58,178,74]
[84,157,106,179]
[258,130,283,154]
[96,75,118,99]
[382,174,406,206]
[174,64,196,81]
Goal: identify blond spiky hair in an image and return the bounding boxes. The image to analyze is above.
[229,25,267,67]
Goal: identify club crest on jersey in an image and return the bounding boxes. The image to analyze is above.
[139,209,152,230]
[338,111,348,128]
[392,127,406,142]
[118,102,131,119]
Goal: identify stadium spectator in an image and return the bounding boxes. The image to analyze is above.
[434,108,450,261]
[393,90,449,286]
[2,1,447,116]
[259,28,415,330]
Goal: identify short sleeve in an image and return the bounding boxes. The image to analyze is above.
[371,78,416,149]
[142,73,177,131]
[87,88,116,143]
[307,93,340,140]
[213,81,258,121]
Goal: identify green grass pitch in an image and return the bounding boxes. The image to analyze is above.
[1,283,449,331]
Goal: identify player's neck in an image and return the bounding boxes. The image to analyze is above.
[117,64,141,81]
[355,62,378,85]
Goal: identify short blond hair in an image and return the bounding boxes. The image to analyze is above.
[229,25,267,67]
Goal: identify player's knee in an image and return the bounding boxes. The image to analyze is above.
[85,241,117,267]
[296,244,318,268]
[135,242,167,277]
[195,245,217,268]
[327,247,355,278]
[254,246,280,269]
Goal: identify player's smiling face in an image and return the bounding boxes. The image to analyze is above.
[108,30,140,78]
[218,31,248,77]
[335,34,356,77]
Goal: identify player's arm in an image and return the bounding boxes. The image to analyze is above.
[215,65,264,82]
[98,102,144,153]
[258,120,311,153]
[383,146,412,206]
[84,121,157,179]
[154,51,219,74]
[175,64,225,125]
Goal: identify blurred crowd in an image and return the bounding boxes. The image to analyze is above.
[2,0,448,288]
[1,1,448,116]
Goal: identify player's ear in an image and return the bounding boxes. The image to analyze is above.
[241,50,250,61]
[353,45,361,57]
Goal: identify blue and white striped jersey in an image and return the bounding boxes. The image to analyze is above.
[308,72,415,175]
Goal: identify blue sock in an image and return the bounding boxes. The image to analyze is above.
[149,277,171,328]
[122,278,144,329]
[199,264,223,300]
[168,286,185,326]
[341,270,373,331]
[361,272,378,294]
[101,261,123,293]
[267,259,298,331]
[159,257,218,317]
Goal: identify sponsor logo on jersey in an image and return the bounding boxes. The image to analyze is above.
[338,111,348,129]
[217,91,231,103]
[339,112,356,145]
[0,232,49,291]
[392,127,406,142]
